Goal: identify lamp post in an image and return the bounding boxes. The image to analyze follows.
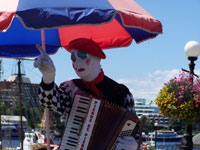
[181,41,200,150]
[154,122,158,150]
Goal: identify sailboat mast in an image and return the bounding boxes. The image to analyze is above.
[17,59,24,150]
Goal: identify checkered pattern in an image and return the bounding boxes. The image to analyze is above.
[124,93,135,112]
[38,81,76,115]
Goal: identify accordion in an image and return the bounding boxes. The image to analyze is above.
[59,92,140,150]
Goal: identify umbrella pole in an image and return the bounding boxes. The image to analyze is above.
[41,30,51,150]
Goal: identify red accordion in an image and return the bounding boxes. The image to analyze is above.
[59,92,140,150]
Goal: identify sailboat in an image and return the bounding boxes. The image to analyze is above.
[20,110,59,150]
[0,59,43,149]
[0,59,60,149]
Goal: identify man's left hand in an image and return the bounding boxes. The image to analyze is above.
[116,136,138,150]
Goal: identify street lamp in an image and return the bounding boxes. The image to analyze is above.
[154,122,158,150]
[181,41,200,150]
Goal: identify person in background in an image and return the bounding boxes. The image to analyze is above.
[34,38,138,150]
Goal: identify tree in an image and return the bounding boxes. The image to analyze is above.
[8,100,43,129]
[140,115,154,134]
[168,118,184,133]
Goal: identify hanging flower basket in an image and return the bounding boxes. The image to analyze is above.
[155,71,200,122]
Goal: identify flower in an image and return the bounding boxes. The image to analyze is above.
[155,71,200,122]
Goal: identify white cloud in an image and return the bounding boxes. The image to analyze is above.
[116,69,193,104]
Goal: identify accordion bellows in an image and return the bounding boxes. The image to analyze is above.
[59,92,139,150]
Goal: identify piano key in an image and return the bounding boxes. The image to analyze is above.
[68,139,78,144]
[70,130,78,135]
[80,96,90,101]
[76,106,87,110]
[65,130,79,137]
[62,136,79,144]
[74,115,85,120]
[65,143,77,150]
[67,123,82,129]
[69,136,78,141]
[60,141,76,150]
[77,106,88,110]
[79,100,90,105]
[71,127,79,131]
[76,109,87,113]
[74,118,82,122]
[63,132,79,138]
[67,140,78,145]
[69,112,87,118]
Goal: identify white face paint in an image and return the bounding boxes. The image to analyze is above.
[71,49,101,81]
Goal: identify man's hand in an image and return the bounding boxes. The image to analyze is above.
[34,44,56,84]
[116,136,138,150]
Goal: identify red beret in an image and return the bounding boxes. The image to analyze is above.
[68,38,106,59]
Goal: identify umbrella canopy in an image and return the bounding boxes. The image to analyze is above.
[0,0,162,57]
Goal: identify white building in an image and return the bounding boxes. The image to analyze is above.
[1,115,27,128]
[135,98,169,127]
[135,98,157,118]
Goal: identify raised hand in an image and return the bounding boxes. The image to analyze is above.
[34,44,56,84]
[116,136,138,150]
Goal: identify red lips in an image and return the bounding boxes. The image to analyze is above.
[78,68,85,72]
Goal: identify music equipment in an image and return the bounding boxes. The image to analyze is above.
[59,92,139,150]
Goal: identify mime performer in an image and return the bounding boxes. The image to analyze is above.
[34,38,138,150]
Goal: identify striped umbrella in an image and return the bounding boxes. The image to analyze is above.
[0,0,162,58]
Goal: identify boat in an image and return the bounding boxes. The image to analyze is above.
[23,131,45,149]
[15,130,59,150]
[149,129,182,142]
[1,124,20,139]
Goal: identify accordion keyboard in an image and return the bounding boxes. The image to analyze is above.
[59,93,139,150]
[59,94,91,150]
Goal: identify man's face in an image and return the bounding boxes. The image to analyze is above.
[71,49,96,79]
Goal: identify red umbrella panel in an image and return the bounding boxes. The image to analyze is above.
[0,0,162,58]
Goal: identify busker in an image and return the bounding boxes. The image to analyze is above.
[34,38,138,150]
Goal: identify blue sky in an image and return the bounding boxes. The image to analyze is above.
[1,0,200,104]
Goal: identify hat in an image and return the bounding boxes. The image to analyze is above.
[68,38,106,59]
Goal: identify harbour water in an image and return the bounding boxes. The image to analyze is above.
[145,141,200,150]
[2,139,20,148]
[2,139,60,149]
[2,140,200,150]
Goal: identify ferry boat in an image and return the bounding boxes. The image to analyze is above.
[149,130,182,142]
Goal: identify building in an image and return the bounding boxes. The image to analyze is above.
[0,75,40,107]
[135,98,157,117]
[1,115,27,138]
[135,98,170,127]
[1,115,27,128]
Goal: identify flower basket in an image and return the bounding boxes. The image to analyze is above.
[155,71,200,122]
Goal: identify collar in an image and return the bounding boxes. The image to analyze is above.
[82,69,104,85]
[81,69,104,98]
